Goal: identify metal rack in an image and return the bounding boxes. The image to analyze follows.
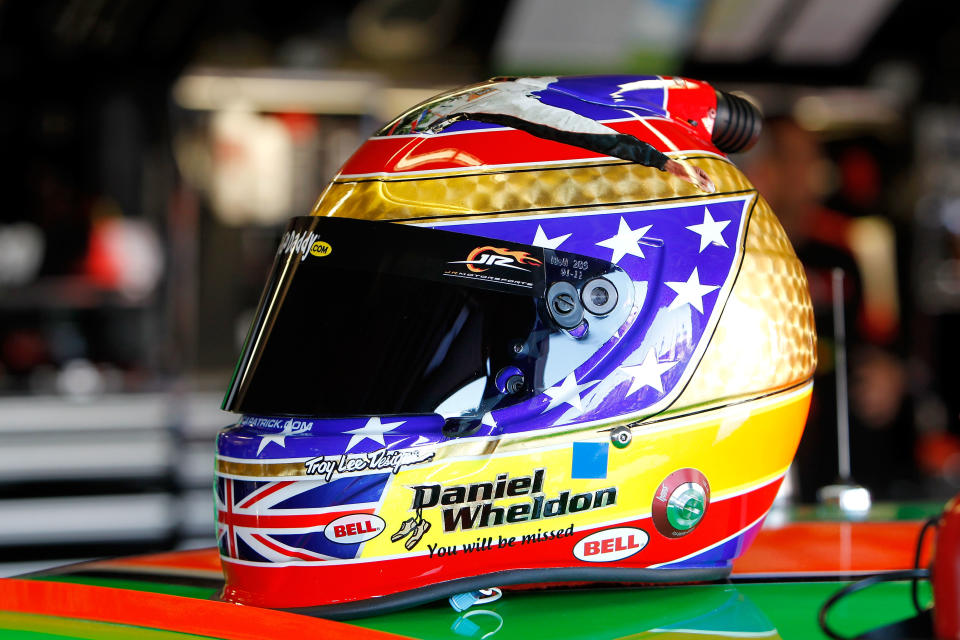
[0,391,228,576]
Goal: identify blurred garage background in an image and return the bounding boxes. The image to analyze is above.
[2,0,960,576]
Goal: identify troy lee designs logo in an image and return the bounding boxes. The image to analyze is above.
[304,448,435,483]
[450,246,543,273]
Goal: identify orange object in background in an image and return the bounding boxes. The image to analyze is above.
[733,521,932,577]
[0,578,413,640]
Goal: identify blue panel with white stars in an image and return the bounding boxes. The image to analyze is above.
[428,194,752,431]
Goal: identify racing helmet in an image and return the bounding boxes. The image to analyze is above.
[215,75,816,618]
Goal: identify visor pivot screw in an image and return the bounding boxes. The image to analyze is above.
[553,293,575,315]
[496,366,526,395]
[512,342,524,354]
[546,281,584,329]
[611,426,632,449]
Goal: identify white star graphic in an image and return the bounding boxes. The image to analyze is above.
[481,412,498,428]
[620,349,679,396]
[596,217,653,264]
[256,433,287,455]
[665,267,720,314]
[542,373,600,413]
[686,207,730,253]
[532,225,571,249]
[343,417,406,451]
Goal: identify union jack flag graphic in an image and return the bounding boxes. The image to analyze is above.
[215,473,389,562]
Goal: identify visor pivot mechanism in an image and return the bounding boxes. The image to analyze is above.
[546,281,584,330]
[496,366,525,394]
[581,277,619,316]
[553,293,576,315]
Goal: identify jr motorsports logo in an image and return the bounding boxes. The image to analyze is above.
[444,246,542,289]
[450,246,543,273]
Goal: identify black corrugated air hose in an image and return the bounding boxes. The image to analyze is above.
[712,91,762,154]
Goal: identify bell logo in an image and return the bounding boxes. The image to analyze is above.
[573,527,649,563]
[323,513,385,545]
[333,521,376,537]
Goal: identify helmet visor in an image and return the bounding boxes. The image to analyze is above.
[222,216,631,418]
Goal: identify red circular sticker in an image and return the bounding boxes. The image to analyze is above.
[651,468,710,538]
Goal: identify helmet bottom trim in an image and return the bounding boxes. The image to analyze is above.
[267,565,732,620]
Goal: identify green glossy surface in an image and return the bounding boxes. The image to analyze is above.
[787,500,945,522]
[0,612,215,640]
[31,575,219,600]
[355,580,932,640]
[9,573,933,639]
[738,581,931,639]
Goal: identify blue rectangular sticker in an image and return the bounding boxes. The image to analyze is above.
[571,442,609,479]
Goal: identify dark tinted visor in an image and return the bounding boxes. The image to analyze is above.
[223,216,631,418]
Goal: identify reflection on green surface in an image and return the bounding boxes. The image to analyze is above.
[0,612,214,640]
[30,575,220,601]
[787,500,946,522]
[737,581,931,640]
[357,584,775,640]
[355,580,932,640]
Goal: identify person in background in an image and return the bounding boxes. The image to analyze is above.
[741,115,910,502]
